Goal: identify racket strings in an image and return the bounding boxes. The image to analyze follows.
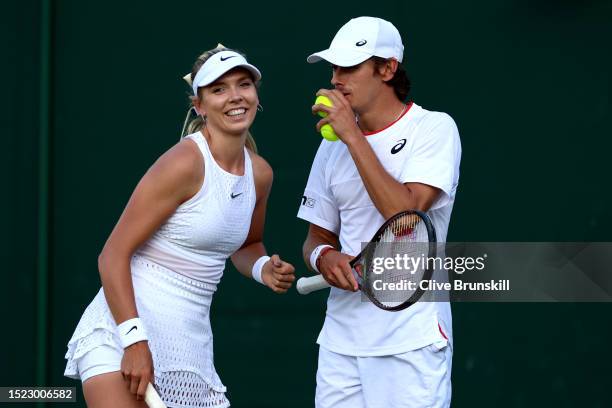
[362,213,431,307]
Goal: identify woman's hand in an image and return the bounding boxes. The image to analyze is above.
[121,341,154,401]
[262,254,295,294]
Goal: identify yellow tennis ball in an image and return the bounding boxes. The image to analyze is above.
[314,95,339,141]
[320,124,338,141]
[315,95,332,118]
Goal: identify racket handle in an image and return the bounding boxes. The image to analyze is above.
[297,275,331,295]
[145,383,167,408]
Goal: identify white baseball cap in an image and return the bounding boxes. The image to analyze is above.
[191,50,261,96]
[307,17,404,67]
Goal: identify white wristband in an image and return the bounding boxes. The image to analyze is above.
[252,255,270,285]
[310,244,334,273]
[117,317,148,349]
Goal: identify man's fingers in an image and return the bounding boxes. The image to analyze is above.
[354,263,363,277]
[316,88,331,98]
[332,267,352,291]
[342,263,358,291]
[319,251,357,290]
[315,118,330,132]
[329,89,350,108]
[312,104,332,116]
[333,263,356,291]
[348,273,359,291]
[322,272,338,287]
[320,89,341,109]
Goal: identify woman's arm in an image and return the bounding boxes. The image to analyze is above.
[98,139,203,399]
[230,153,295,293]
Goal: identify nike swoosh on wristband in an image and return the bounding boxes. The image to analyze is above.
[126,326,137,335]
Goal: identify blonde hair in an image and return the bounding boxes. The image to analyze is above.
[180,44,258,153]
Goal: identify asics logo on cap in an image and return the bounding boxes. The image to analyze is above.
[220,55,237,61]
[355,40,368,47]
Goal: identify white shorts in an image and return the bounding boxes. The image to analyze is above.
[77,344,122,383]
[64,256,230,408]
[316,343,452,408]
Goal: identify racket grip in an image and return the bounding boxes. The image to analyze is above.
[145,383,167,408]
[297,275,331,295]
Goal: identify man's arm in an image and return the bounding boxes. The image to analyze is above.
[302,224,358,291]
[302,223,339,270]
[313,89,441,218]
[345,138,440,218]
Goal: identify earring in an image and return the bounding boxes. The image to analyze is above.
[257,104,264,112]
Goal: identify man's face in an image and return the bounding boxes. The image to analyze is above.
[330,59,385,114]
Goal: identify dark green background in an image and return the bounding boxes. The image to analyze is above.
[2,0,611,406]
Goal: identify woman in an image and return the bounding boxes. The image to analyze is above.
[64,44,295,408]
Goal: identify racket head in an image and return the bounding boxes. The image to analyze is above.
[351,210,437,311]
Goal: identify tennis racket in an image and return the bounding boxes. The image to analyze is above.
[296,210,436,311]
[145,383,167,408]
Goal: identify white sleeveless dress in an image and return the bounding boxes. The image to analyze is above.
[64,132,256,408]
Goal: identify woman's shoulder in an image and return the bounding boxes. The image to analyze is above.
[247,149,273,191]
[149,138,204,188]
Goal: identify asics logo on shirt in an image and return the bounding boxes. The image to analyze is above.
[391,139,407,154]
[126,326,137,335]
[301,195,316,208]
[355,40,367,47]
[230,192,243,199]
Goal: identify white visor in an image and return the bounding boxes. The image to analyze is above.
[192,50,261,96]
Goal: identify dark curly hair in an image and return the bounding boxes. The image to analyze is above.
[372,57,411,102]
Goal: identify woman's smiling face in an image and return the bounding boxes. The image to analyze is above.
[196,67,259,135]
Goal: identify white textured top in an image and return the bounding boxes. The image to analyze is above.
[65,132,254,407]
[297,103,462,356]
[138,131,256,284]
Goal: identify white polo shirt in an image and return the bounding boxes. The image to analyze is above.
[297,102,462,356]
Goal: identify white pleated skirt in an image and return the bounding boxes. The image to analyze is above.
[64,255,230,408]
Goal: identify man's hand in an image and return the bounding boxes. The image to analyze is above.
[318,250,359,291]
[312,89,362,145]
[262,254,296,294]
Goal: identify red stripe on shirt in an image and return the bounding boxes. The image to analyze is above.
[438,323,448,340]
[363,101,414,136]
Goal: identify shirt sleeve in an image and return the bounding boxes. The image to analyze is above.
[399,112,462,210]
[297,141,340,235]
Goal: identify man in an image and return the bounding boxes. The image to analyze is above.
[297,17,461,408]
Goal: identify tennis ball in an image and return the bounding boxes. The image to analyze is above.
[314,95,339,142]
[320,124,338,142]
